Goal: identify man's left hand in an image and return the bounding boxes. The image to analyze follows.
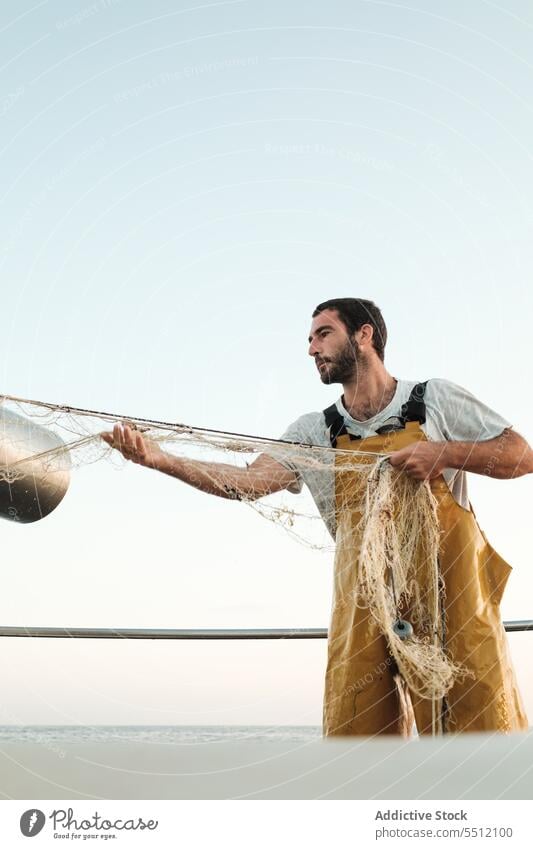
[388,442,448,481]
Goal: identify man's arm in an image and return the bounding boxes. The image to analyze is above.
[101,423,298,500]
[389,428,533,481]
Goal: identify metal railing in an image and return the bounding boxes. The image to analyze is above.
[0,621,532,640]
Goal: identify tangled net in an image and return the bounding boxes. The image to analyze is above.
[356,458,471,703]
[0,392,467,705]
[0,392,378,549]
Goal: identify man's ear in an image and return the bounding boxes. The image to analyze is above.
[357,323,374,347]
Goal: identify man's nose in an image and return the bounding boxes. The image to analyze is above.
[308,339,320,356]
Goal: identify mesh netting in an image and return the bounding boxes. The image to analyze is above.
[0,392,464,711]
[0,392,388,549]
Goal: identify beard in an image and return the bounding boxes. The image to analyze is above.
[317,338,363,384]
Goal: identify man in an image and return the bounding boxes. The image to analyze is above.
[103,298,532,736]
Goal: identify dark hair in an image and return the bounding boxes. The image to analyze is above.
[312,298,387,361]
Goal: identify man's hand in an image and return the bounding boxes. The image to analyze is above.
[389,429,533,480]
[101,422,166,469]
[388,442,448,481]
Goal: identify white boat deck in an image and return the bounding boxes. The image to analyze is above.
[1,731,531,799]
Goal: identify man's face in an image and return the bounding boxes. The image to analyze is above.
[308,309,362,384]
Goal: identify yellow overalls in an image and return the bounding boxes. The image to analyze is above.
[323,384,528,737]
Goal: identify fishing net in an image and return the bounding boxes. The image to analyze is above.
[0,392,373,549]
[355,459,471,704]
[0,392,465,710]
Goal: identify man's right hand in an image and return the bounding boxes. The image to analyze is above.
[101,423,167,470]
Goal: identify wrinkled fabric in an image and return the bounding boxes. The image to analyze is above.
[323,421,528,737]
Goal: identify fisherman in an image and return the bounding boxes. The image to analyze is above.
[103,298,532,736]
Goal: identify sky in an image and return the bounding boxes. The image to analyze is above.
[0,0,532,726]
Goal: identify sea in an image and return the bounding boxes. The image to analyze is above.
[0,725,322,745]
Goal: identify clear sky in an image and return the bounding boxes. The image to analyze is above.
[1,0,532,726]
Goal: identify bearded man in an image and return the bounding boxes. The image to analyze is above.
[103,298,532,736]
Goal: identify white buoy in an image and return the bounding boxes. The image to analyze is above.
[0,407,70,523]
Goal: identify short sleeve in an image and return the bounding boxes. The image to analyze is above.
[426,379,512,442]
[275,419,306,494]
[262,415,319,495]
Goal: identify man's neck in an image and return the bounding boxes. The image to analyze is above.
[341,367,398,421]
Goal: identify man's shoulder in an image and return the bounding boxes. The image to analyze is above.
[421,377,495,432]
[423,377,475,404]
[286,409,327,430]
[280,409,329,444]
[421,377,511,439]
[398,378,473,424]
[398,377,458,396]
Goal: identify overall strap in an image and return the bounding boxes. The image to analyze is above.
[323,403,361,449]
[399,380,428,425]
[323,380,429,447]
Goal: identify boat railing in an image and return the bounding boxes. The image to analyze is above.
[0,621,532,639]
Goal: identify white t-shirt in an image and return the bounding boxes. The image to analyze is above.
[272,378,511,540]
